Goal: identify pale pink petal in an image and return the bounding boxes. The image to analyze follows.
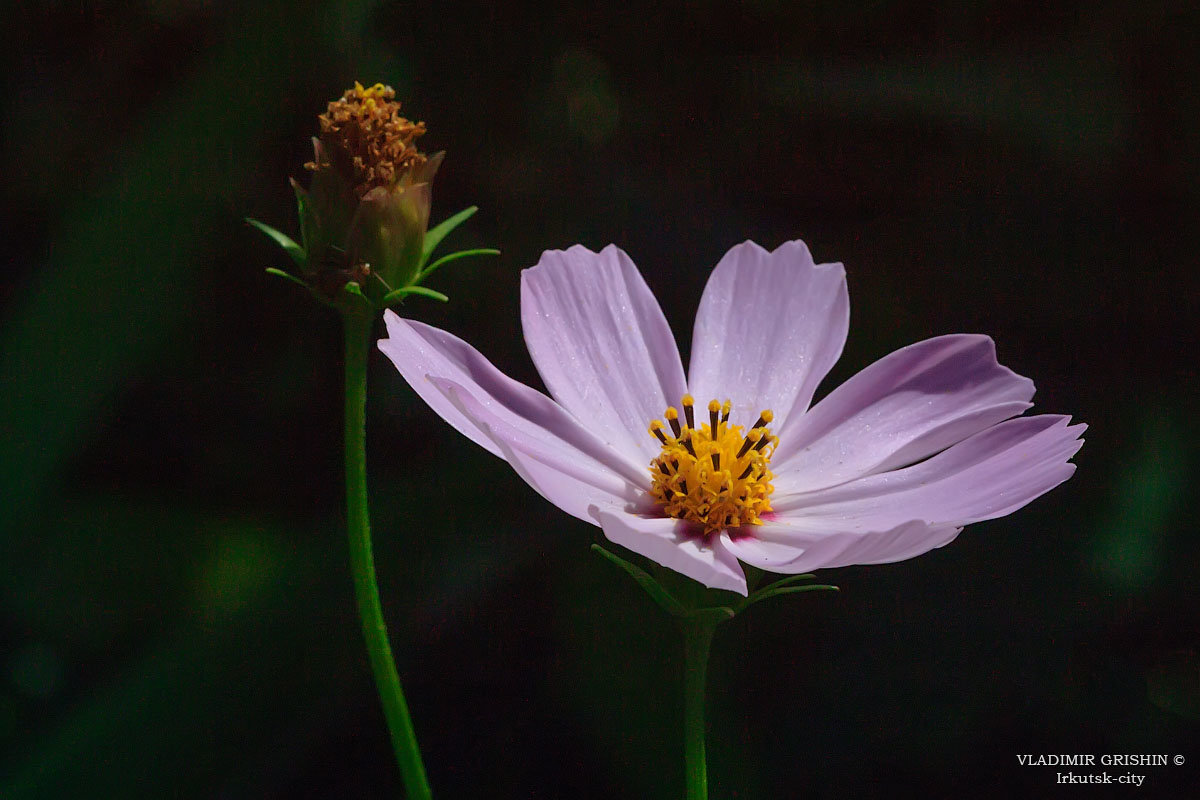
[722,520,962,574]
[772,335,1035,493]
[773,415,1085,529]
[521,245,688,464]
[434,379,641,523]
[817,522,962,568]
[378,311,645,485]
[589,504,748,595]
[717,531,811,571]
[688,240,848,431]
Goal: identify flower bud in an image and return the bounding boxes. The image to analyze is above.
[298,82,439,297]
[253,81,497,310]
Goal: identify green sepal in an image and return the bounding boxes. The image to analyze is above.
[734,581,839,614]
[421,206,478,267]
[418,248,501,282]
[754,573,817,591]
[594,539,839,621]
[291,179,315,259]
[246,218,305,269]
[265,267,310,289]
[382,285,450,305]
[592,544,688,617]
[329,280,375,315]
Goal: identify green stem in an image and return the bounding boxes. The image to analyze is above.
[682,616,718,800]
[343,308,432,799]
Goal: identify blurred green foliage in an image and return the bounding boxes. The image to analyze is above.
[1,0,1197,797]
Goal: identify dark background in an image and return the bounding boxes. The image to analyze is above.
[2,1,1197,797]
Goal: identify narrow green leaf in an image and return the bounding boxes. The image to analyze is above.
[382,286,450,305]
[759,573,818,591]
[246,218,305,268]
[418,248,501,281]
[264,267,309,289]
[291,181,312,255]
[736,583,840,614]
[421,206,478,266]
[343,282,364,297]
[591,544,687,617]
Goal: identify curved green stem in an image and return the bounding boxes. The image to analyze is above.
[343,308,432,799]
[682,616,718,800]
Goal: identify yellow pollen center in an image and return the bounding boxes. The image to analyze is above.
[648,397,777,534]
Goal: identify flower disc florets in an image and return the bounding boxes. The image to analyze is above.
[305,82,428,198]
[648,395,777,534]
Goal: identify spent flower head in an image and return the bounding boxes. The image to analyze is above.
[249,81,497,312]
[305,81,432,198]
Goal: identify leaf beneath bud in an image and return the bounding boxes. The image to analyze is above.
[246,218,305,269]
[421,206,478,267]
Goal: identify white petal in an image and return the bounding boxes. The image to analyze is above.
[589,504,748,595]
[773,335,1035,492]
[773,415,1085,529]
[688,240,848,431]
[718,531,811,571]
[378,310,646,484]
[722,520,962,574]
[435,379,640,524]
[521,245,688,464]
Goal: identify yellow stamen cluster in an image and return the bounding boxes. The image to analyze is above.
[305,82,428,197]
[648,395,777,534]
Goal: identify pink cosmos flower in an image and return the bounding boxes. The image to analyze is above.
[379,241,1084,595]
